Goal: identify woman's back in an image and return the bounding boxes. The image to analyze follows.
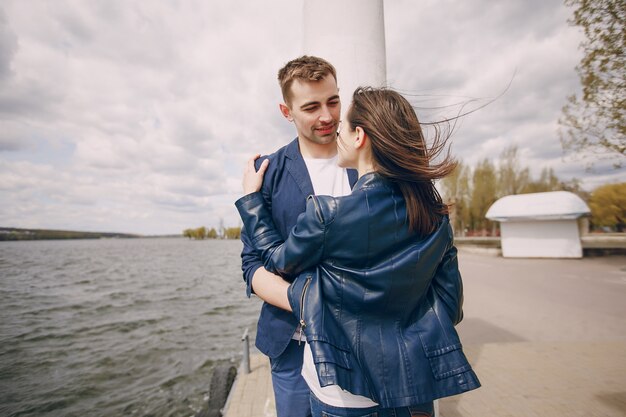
[249,171,478,406]
[315,173,448,319]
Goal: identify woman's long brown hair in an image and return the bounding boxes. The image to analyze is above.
[347,87,457,236]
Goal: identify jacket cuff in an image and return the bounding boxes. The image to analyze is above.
[235,191,264,213]
[245,264,262,298]
[235,192,271,247]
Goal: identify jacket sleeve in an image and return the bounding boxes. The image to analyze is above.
[240,224,262,298]
[431,231,464,325]
[239,157,271,298]
[235,192,326,278]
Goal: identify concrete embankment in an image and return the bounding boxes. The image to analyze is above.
[455,234,626,257]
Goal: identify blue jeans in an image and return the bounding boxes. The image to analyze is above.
[270,339,312,417]
[310,392,434,417]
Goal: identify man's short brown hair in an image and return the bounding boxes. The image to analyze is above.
[277,55,337,106]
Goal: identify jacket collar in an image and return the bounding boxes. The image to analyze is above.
[353,172,386,190]
[285,137,301,161]
[347,169,358,187]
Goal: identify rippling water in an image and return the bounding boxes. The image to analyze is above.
[0,238,262,417]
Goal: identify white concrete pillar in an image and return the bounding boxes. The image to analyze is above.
[303,0,387,112]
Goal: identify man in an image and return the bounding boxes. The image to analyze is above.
[240,56,358,417]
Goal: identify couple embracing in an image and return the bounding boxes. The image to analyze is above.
[237,56,480,417]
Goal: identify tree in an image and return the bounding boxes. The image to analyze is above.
[469,159,497,234]
[207,228,218,239]
[588,182,626,231]
[496,146,530,197]
[224,227,241,239]
[559,0,626,168]
[538,167,561,191]
[441,161,471,235]
[183,226,209,240]
[560,177,591,202]
[522,167,561,193]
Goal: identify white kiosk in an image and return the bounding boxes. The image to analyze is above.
[486,191,591,258]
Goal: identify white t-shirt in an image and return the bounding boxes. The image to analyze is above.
[303,155,352,197]
[298,155,378,408]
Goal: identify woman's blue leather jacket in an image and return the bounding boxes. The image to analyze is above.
[236,172,480,407]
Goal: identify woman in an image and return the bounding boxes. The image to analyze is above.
[236,87,480,417]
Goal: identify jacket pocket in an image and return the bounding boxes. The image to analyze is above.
[421,342,472,380]
[416,290,472,380]
[309,339,352,371]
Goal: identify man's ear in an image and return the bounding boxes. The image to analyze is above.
[355,126,367,149]
[279,103,293,121]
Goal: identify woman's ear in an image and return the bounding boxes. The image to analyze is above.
[279,103,293,121]
[354,126,367,149]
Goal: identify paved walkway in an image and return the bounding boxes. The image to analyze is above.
[224,252,626,417]
[439,341,626,416]
[223,353,275,417]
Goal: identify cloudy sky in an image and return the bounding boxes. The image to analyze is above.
[1,0,624,235]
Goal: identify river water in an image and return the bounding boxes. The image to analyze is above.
[0,238,262,417]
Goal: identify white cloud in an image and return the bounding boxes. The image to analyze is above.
[0,0,623,234]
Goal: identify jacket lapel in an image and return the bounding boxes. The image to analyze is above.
[285,139,315,197]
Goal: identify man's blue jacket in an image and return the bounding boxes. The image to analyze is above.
[240,138,358,358]
[237,172,481,407]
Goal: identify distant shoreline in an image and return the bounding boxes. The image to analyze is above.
[0,227,142,241]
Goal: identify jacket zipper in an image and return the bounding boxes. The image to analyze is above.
[298,275,312,345]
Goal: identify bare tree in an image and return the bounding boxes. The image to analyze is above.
[559,0,626,168]
[496,146,530,197]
